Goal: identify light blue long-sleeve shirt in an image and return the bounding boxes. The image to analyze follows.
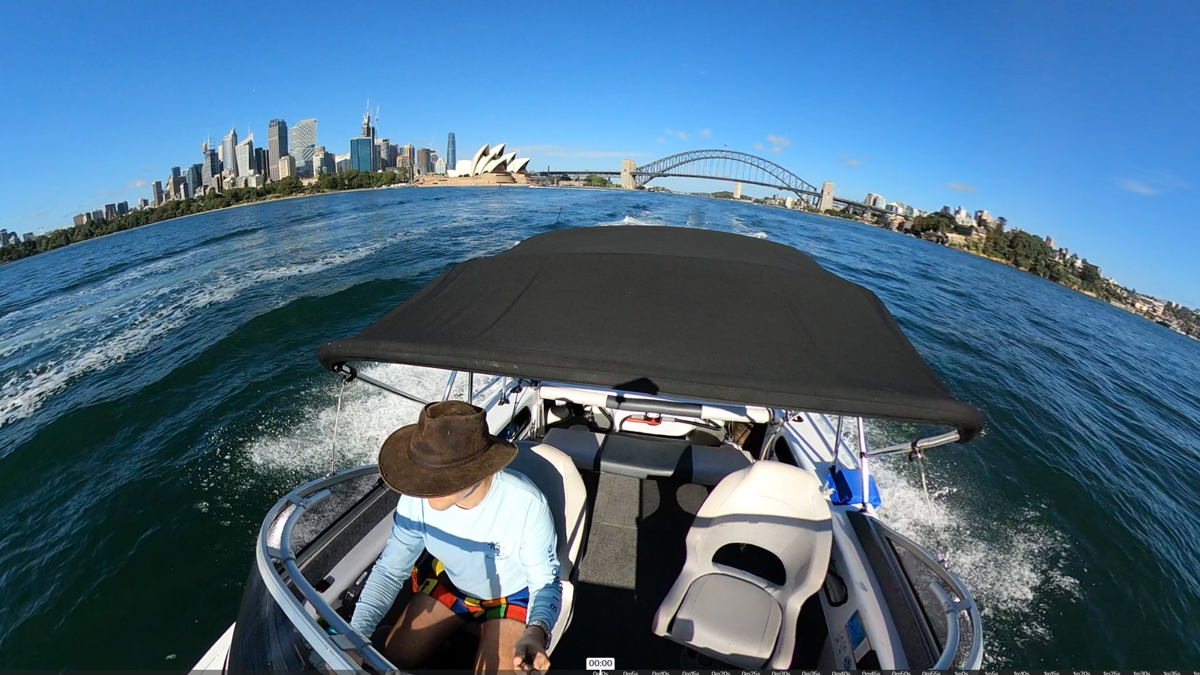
[350,469,562,636]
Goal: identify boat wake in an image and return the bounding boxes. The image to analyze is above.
[869,449,1081,666]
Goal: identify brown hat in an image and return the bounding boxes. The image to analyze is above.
[378,400,518,497]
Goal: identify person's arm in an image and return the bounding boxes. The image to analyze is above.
[513,497,561,669]
[349,505,424,636]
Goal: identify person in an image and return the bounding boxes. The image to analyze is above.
[349,400,561,674]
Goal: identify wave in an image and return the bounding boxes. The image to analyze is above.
[0,233,406,432]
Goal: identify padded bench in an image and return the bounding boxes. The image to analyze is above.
[543,426,752,486]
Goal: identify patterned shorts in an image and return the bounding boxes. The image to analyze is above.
[411,556,529,623]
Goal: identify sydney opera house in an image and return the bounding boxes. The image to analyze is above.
[421,142,531,186]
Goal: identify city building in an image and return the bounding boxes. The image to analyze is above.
[975,209,994,225]
[117,201,128,215]
[91,209,105,223]
[313,146,337,176]
[447,133,456,170]
[138,198,150,210]
[415,148,431,176]
[402,144,415,170]
[279,155,296,179]
[23,233,34,243]
[268,118,289,181]
[1045,236,1056,249]
[434,157,446,175]
[376,138,392,169]
[201,143,220,187]
[236,136,256,177]
[188,164,202,194]
[222,128,239,177]
[864,193,886,209]
[350,136,375,172]
[290,118,316,176]
[335,155,351,173]
[255,147,270,179]
[152,181,164,206]
[73,213,87,226]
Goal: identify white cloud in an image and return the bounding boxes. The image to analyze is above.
[947,182,976,193]
[753,142,765,151]
[842,159,861,167]
[1118,179,1157,195]
[657,136,666,143]
[700,128,712,138]
[664,128,688,140]
[767,134,792,147]
[770,146,782,154]
[127,178,149,189]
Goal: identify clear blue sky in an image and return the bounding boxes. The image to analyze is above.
[2,1,1197,306]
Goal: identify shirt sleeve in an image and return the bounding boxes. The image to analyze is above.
[518,496,562,632]
[349,502,425,636]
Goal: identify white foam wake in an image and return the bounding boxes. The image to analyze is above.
[246,364,475,474]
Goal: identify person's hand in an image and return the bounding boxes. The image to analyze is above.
[512,625,551,673]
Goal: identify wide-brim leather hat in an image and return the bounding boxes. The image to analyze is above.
[378,400,517,497]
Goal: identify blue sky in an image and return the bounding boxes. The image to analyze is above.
[2,1,1197,306]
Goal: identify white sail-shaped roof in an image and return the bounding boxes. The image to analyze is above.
[471,144,490,176]
[508,156,531,173]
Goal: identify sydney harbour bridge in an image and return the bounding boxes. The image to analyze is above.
[530,149,883,215]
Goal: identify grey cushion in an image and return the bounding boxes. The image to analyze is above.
[669,573,781,669]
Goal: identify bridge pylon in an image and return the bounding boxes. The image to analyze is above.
[620,159,636,190]
[818,181,835,211]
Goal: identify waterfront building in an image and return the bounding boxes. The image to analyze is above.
[434,157,446,175]
[313,146,336,176]
[138,198,150,210]
[222,128,239,177]
[255,148,270,178]
[201,143,220,187]
[941,205,954,214]
[415,147,431,175]
[23,233,34,243]
[73,213,87,226]
[864,193,885,209]
[180,180,191,200]
[236,136,256,177]
[268,119,289,181]
[117,201,128,215]
[1045,236,1056,249]
[171,166,182,180]
[290,118,317,176]
[975,209,994,224]
[152,181,164,206]
[376,138,392,169]
[350,136,375,172]
[447,133,456,170]
[952,206,973,226]
[279,155,296,179]
[335,155,351,173]
[91,209,105,223]
[188,164,202,193]
[403,144,415,170]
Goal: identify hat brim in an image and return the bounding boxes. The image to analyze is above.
[377,423,518,497]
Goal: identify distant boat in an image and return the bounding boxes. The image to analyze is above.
[196,226,985,672]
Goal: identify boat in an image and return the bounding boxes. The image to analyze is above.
[197,225,986,672]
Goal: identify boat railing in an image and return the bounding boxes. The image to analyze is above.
[871,519,985,670]
[257,465,395,673]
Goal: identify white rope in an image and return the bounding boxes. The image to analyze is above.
[326,377,347,477]
[911,447,947,563]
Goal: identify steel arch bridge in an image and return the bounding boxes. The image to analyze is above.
[632,149,821,202]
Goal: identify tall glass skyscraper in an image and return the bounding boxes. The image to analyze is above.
[268,119,289,181]
[200,143,220,187]
[290,118,317,176]
[350,137,374,172]
[446,133,456,171]
[222,128,239,177]
[236,137,256,178]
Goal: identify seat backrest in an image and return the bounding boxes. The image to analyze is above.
[687,462,832,602]
[509,440,588,578]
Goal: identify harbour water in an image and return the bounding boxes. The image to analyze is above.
[0,187,1197,668]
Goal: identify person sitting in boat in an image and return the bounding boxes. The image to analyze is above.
[349,400,561,674]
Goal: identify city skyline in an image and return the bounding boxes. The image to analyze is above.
[1,2,1197,306]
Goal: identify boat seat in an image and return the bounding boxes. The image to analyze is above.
[509,440,589,653]
[542,426,752,486]
[652,462,832,669]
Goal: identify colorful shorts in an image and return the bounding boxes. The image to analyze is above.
[411,556,529,623]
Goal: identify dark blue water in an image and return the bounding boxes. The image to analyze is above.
[1,187,1198,668]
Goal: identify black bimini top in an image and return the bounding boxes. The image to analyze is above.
[317,226,984,441]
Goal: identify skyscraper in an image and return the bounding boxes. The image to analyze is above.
[236,136,256,177]
[447,133,456,170]
[279,155,297,179]
[201,143,220,187]
[290,118,317,176]
[268,119,289,181]
[350,137,374,172]
[376,138,392,169]
[416,148,431,176]
[152,181,164,206]
[255,148,270,179]
[222,128,239,177]
[188,164,202,195]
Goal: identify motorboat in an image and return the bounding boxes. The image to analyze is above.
[194,225,986,672]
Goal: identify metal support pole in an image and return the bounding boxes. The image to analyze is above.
[442,370,458,401]
[468,372,474,403]
[856,417,872,512]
